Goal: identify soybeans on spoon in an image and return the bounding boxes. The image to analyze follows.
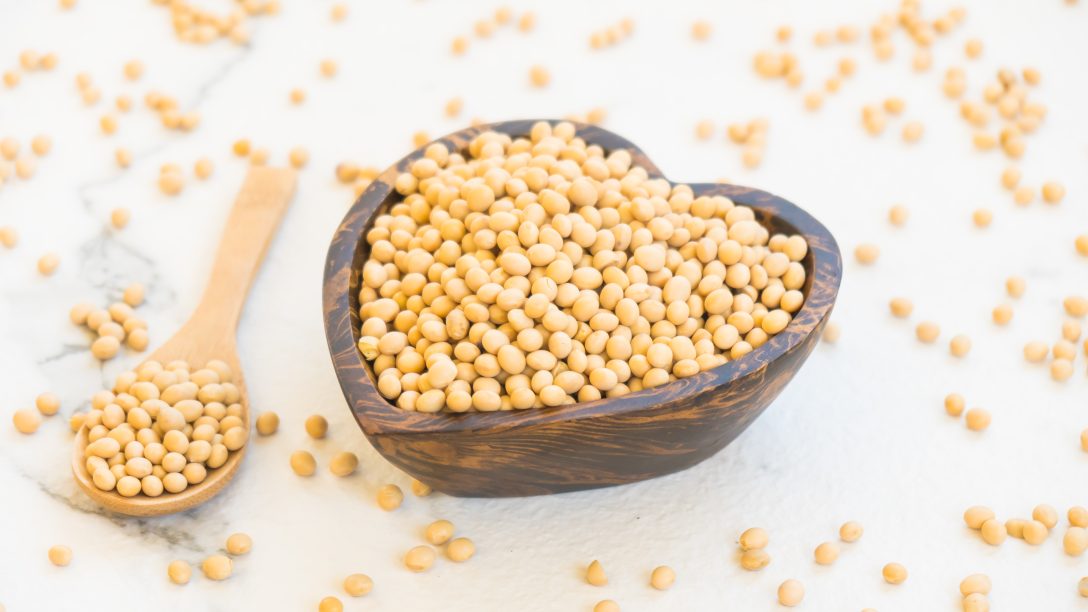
[72,166,297,516]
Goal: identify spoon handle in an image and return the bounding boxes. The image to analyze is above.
[190,167,297,329]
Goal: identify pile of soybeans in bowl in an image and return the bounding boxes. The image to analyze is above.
[355,121,809,413]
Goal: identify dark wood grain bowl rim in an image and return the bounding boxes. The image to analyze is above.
[323,119,842,437]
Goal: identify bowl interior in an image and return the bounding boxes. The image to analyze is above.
[324,120,841,435]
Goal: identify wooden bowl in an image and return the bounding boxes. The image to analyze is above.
[323,120,841,497]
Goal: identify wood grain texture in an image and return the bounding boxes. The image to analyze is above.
[72,167,297,516]
[323,121,841,497]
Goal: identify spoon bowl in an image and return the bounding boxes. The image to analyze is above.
[72,167,296,516]
[324,120,841,497]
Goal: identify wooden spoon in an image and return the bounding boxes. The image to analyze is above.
[72,166,297,516]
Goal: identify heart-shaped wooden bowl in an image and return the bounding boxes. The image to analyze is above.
[323,120,841,497]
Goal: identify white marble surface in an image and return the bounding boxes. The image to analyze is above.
[2,0,1087,610]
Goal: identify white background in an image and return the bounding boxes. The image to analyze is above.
[1,0,1087,610]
